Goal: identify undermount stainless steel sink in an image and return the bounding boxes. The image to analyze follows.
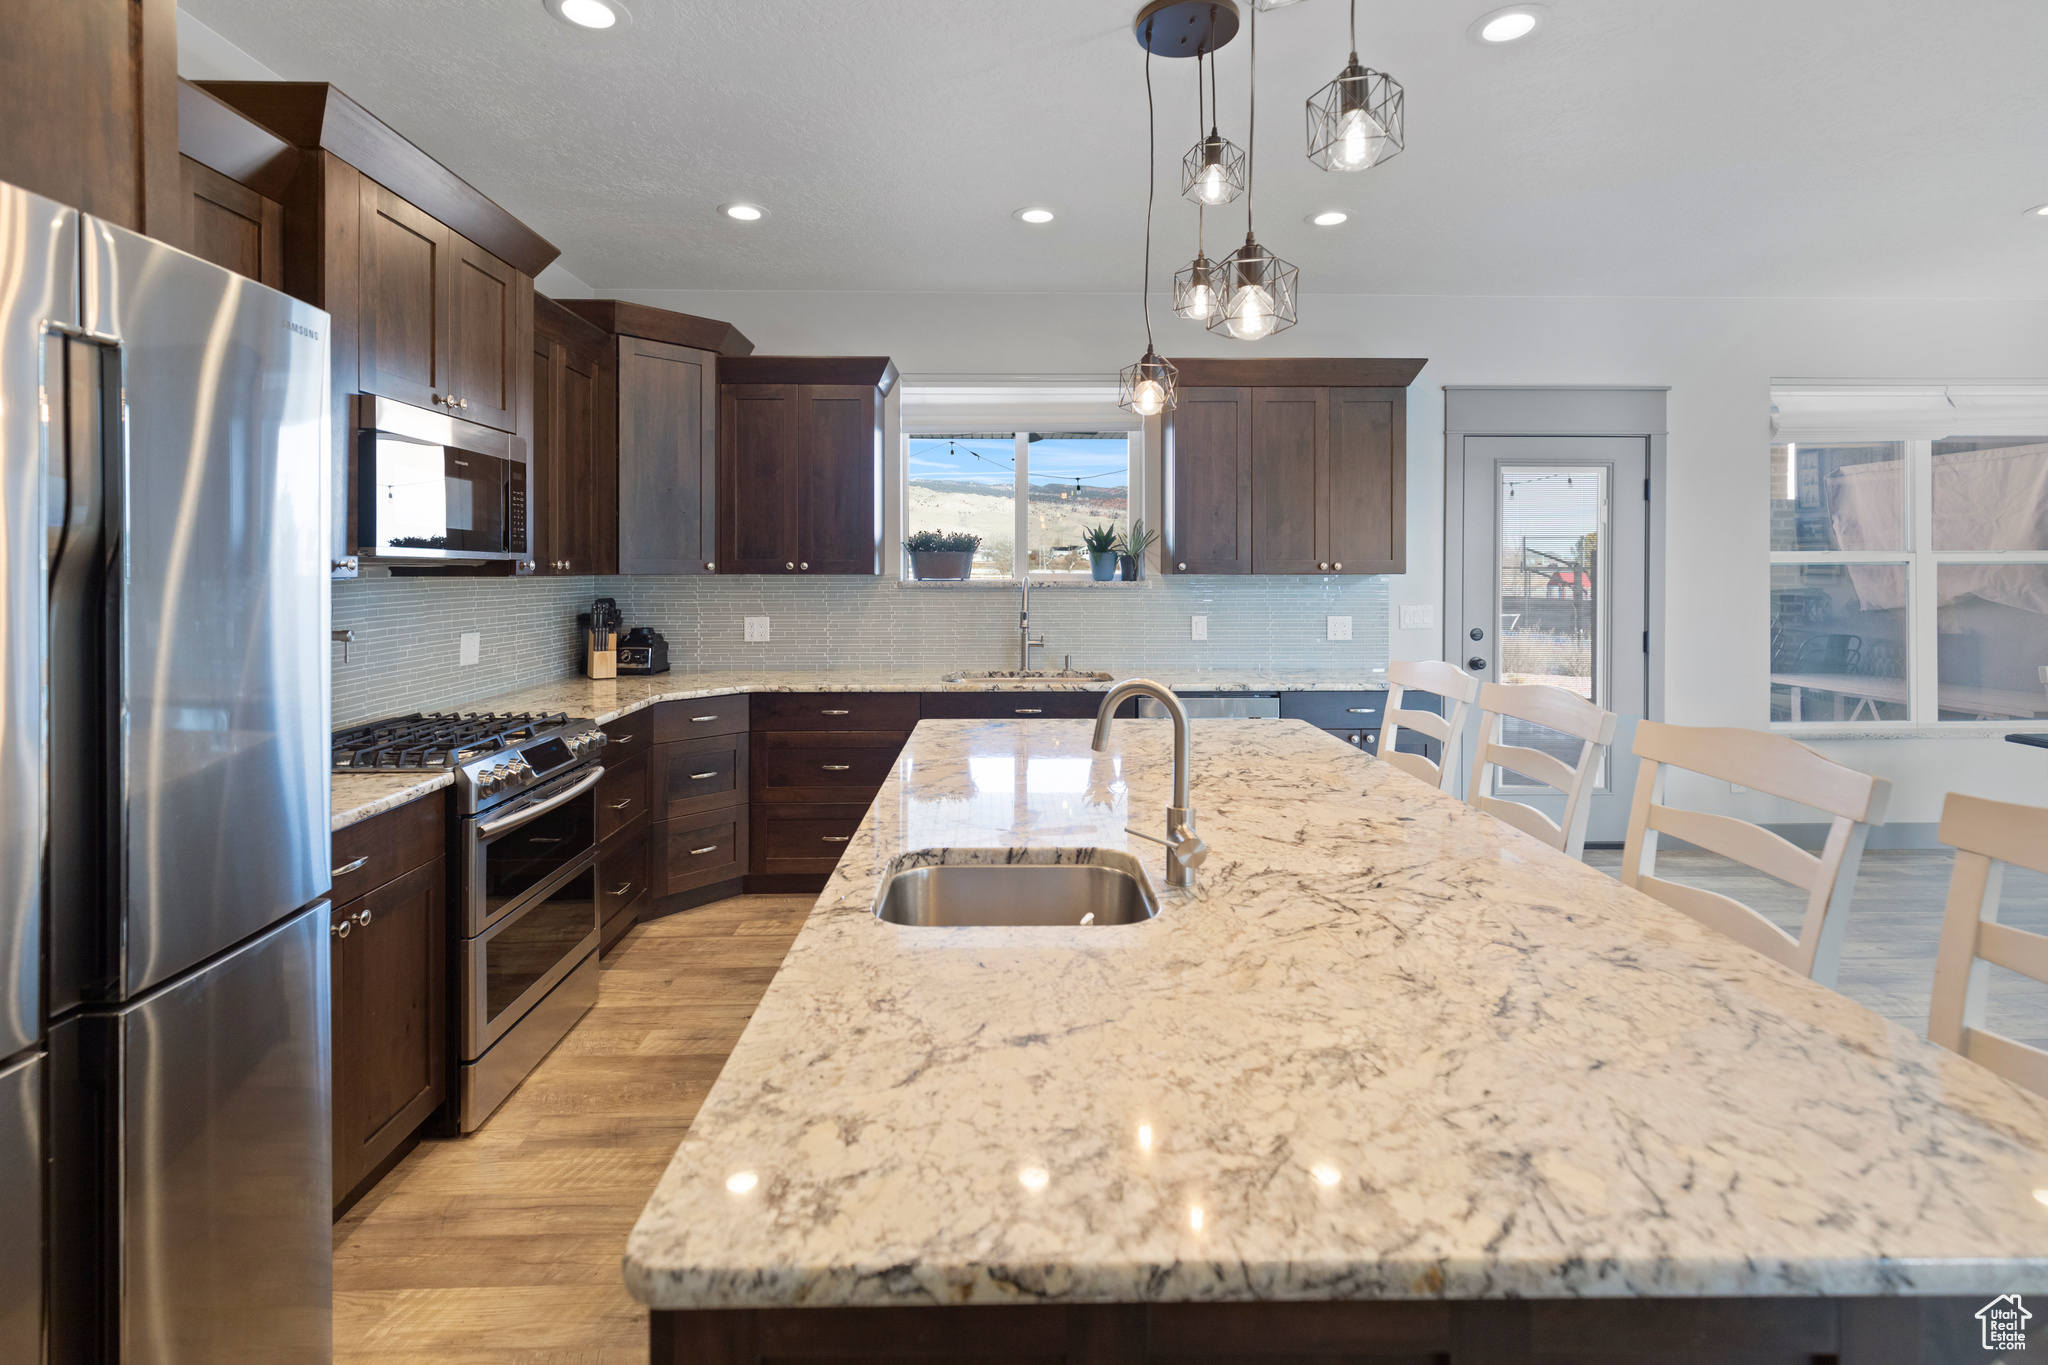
[940,669,1115,682]
[874,849,1160,927]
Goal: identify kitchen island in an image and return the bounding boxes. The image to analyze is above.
[622,716,2048,1362]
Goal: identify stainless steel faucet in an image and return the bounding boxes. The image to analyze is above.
[1091,679,1209,888]
[1018,574,1045,671]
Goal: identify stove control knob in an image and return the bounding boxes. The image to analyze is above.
[476,766,500,794]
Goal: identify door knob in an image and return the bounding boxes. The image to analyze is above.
[1468,657,1487,671]
[1470,627,1485,641]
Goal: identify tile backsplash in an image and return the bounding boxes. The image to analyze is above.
[331,573,1390,725]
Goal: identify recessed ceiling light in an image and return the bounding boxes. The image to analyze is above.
[1467,5,1545,44]
[544,0,631,31]
[1014,207,1056,224]
[1307,210,1349,227]
[718,203,766,222]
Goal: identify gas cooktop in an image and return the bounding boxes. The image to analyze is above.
[332,710,576,773]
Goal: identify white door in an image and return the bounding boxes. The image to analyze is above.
[1458,436,1648,844]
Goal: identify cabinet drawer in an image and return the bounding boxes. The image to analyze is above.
[751,692,920,732]
[1280,690,1403,729]
[653,694,749,741]
[597,749,651,843]
[656,813,749,896]
[599,822,651,952]
[752,803,867,878]
[600,712,654,766]
[331,793,447,907]
[657,731,748,820]
[920,692,1109,720]
[753,731,908,802]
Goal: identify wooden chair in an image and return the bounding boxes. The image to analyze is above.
[1376,660,1480,791]
[1928,792,2048,1097]
[1465,683,1618,860]
[1618,721,1890,986]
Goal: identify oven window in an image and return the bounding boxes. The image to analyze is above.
[482,790,594,917]
[484,866,595,1028]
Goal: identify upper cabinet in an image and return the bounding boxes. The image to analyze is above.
[533,297,617,576]
[173,82,300,289]
[1163,358,1425,576]
[716,359,898,576]
[555,300,755,578]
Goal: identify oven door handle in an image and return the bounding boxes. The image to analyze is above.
[476,766,606,838]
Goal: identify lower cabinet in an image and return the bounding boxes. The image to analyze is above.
[655,808,750,895]
[330,852,446,1213]
[751,802,868,878]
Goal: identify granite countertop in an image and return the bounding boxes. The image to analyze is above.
[621,717,2048,1310]
[327,670,1388,829]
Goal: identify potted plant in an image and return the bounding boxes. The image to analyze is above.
[904,529,981,580]
[1082,523,1122,581]
[1116,519,1158,581]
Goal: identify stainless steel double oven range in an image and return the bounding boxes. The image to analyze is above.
[336,711,609,1130]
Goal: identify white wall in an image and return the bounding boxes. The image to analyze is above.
[611,286,2048,827]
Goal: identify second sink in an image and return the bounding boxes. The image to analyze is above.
[874,849,1160,926]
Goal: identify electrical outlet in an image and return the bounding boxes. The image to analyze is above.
[458,632,480,666]
[1399,604,1434,630]
[1190,614,1208,641]
[1327,615,1352,641]
[744,616,771,643]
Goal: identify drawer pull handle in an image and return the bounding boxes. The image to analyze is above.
[689,845,718,856]
[609,798,634,810]
[613,734,635,743]
[821,835,850,843]
[332,856,369,877]
[688,771,719,780]
[1344,708,1376,715]
[821,764,852,771]
[614,881,634,896]
[1013,708,1043,715]
[690,716,718,723]
[820,708,850,715]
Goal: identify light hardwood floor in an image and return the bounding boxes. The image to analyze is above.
[332,894,812,1365]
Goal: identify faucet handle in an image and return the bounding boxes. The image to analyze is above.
[1124,824,1208,869]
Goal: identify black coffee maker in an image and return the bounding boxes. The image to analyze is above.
[617,626,670,675]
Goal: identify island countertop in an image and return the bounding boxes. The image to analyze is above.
[621,718,2048,1309]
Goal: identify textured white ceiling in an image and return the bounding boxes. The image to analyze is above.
[184,0,2048,297]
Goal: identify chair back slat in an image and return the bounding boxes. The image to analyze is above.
[1377,660,1481,793]
[1637,874,1802,969]
[1463,683,1617,861]
[1385,707,1453,743]
[1482,742,1582,795]
[1619,723,1888,986]
[1647,805,1822,891]
[1929,793,2048,1098]
[1978,920,2048,982]
[1476,793,1566,848]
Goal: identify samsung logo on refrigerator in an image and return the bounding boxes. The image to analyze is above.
[285,320,321,341]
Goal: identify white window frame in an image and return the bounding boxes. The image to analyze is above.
[898,427,1144,582]
[1769,438,2048,733]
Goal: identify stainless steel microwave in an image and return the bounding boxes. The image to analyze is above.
[352,395,530,567]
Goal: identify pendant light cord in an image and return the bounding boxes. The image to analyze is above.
[1351,0,1358,59]
[1143,30,1157,350]
[1245,2,1256,235]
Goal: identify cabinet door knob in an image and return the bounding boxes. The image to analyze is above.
[689,846,718,856]
[799,561,809,570]
[705,561,715,571]
[355,908,373,928]
[1177,562,1187,570]
[785,562,795,570]
[332,856,369,877]
[331,918,350,939]
[457,398,469,409]
[1318,562,1328,571]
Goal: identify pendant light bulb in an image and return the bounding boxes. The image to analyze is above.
[1184,280,1216,320]
[1331,104,1388,170]
[1132,377,1168,416]
[1225,283,1275,340]
[1175,252,1218,322]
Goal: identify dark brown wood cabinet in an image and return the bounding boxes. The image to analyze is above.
[329,797,449,1215]
[1162,359,1423,576]
[178,157,284,287]
[619,336,717,574]
[533,296,617,574]
[717,358,898,576]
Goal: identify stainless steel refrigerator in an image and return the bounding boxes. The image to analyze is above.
[1,181,334,1362]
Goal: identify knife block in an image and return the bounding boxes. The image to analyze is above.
[582,625,617,680]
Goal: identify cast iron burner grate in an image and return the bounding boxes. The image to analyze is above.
[332,711,571,772]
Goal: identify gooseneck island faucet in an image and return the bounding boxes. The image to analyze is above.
[1092,679,1209,888]
[1018,573,1045,671]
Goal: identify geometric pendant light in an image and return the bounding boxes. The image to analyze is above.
[1120,23,1178,415]
[1306,0,1404,172]
[1181,50,1244,206]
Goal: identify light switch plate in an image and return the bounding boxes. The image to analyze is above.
[744,616,771,643]
[1190,614,1208,641]
[1399,604,1434,630]
[1327,615,1352,641]
[458,632,480,666]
